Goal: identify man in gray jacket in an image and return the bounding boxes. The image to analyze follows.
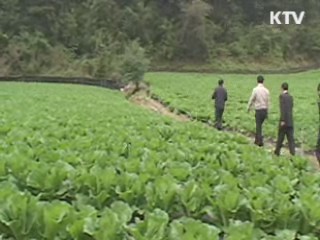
[274,82,295,156]
[247,75,270,147]
[212,79,228,130]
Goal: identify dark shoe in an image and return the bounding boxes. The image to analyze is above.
[315,150,320,165]
[254,141,264,147]
[215,124,223,131]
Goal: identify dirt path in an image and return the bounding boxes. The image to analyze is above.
[130,91,189,122]
[128,90,320,169]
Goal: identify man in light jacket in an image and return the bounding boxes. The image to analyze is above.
[247,75,271,147]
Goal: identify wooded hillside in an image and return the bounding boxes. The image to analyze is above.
[1,0,320,76]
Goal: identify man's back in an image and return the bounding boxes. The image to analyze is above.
[213,86,227,109]
[280,92,294,127]
[274,82,295,156]
[252,84,270,110]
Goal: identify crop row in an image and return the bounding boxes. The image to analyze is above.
[0,83,319,239]
[147,71,320,149]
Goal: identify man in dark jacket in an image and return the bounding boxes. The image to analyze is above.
[212,79,228,130]
[274,82,295,156]
[315,83,320,164]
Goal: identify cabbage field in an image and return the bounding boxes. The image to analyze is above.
[147,71,320,150]
[0,82,320,239]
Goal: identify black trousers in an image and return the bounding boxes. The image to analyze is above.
[275,125,295,156]
[255,109,268,146]
[316,128,320,160]
[215,107,224,130]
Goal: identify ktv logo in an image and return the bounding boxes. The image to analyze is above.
[270,11,305,25]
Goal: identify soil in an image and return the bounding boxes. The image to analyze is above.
[130,91,189,122]
[128,89,320,169]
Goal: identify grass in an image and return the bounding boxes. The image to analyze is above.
[146,70,320,150]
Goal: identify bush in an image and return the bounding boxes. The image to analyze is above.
[94,52,120,79]
[120,41,150,84]
[0,31,74,75]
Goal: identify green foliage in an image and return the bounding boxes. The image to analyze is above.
[294,25,320,59]
[121,41,150,83]
[93,50,121,79]
[0,31,73,76]
[0,83,319,238]
[147,71,320,150]
[1,0,320,74]
[179,0,212,61]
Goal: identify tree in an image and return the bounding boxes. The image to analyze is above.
[121,41,150,84]
[1,0,320,74]
[179,0,213,61]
